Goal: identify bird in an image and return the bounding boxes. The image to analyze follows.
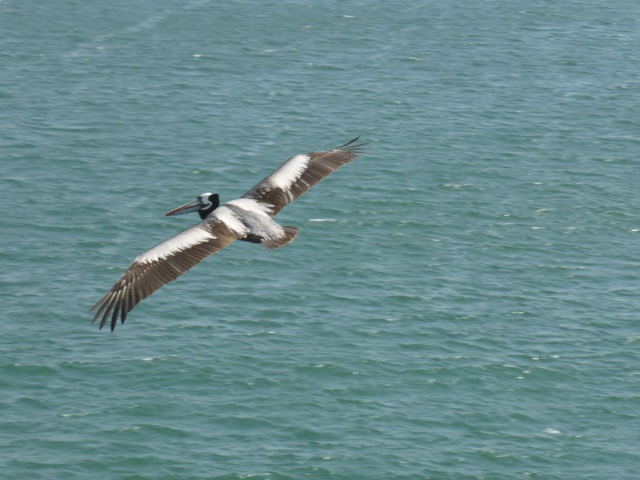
[91,137,366,331]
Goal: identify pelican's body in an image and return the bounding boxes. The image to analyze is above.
[92,138,365,331]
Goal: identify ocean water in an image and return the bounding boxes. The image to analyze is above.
[2,0,639,478]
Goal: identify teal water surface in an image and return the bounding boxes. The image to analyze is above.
[2,1,639,479]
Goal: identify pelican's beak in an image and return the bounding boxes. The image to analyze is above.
[165,199,201,216]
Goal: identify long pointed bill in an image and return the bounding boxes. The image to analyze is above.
[165,199,201,216]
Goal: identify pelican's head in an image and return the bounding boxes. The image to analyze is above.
[166,192,220,220]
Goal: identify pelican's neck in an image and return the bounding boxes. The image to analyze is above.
[198,193,220,219]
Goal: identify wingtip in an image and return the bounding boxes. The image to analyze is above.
[337,136,367,153]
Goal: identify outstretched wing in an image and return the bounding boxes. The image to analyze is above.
[242,137,366,216]
[91,218,238,331]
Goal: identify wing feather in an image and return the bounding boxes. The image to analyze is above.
[91,219,238,331]
[93,137,365,331]
[242,137,366,216]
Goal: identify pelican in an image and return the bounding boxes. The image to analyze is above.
[91,137,366,331]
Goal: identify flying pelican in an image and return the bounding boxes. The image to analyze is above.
[91,137,365,331]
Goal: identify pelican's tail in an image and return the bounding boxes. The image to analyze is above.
[263,226,299,250]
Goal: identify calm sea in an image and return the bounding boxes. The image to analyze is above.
[2,1,639,478]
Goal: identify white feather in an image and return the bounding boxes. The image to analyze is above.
[268,154,310,190]
[212,205,249,236]
[227,198,273,216]
[135,225,214,264]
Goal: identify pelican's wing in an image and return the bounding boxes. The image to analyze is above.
[91,218,238,331]
[242,137,366,216]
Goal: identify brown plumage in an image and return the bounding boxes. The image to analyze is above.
[243,137,365,215]
[91,137,365,331]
